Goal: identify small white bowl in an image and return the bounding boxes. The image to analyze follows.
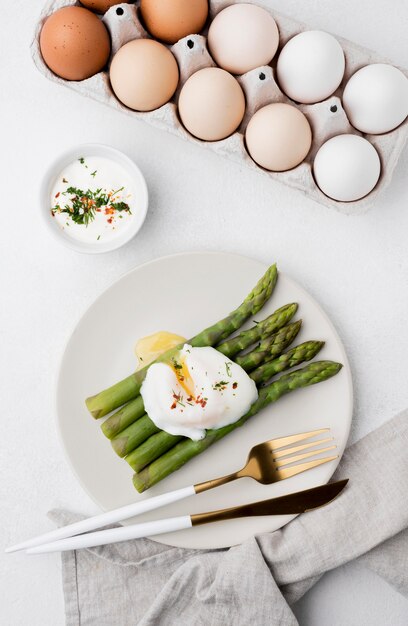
[40,144,149,254]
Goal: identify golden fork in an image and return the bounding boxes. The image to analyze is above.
[195,428,337,493]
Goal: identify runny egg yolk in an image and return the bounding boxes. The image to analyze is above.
[171,356,195,400]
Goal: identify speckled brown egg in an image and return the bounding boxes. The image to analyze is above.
[79,0,130,14]
[140,0,208,44]
[40,6,111,81]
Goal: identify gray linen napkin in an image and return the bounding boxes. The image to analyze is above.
[50,408,408,626]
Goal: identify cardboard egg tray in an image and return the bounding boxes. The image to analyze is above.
[31,0,408,214]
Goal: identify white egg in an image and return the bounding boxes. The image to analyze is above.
[343,64,408,134]
[313,134,381,202]
[141,344,258,441]
[277,30,345,104]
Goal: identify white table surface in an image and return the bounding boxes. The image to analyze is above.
[1,1,408,624]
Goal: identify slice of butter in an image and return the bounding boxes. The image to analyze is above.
[135,331,186,369]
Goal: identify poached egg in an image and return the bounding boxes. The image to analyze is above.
[141,344,258,441]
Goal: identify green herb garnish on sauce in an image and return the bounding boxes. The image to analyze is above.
[51,186,132,227]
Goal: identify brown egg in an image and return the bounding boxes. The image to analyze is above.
[79,0,130,14]
[140,0,208,44]
[40,6,111,81]
[110,39,179,112]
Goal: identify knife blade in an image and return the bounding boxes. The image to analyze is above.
[191,479,349,525]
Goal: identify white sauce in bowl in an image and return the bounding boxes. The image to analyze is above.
[50,156,137,244]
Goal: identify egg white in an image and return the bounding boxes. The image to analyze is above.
[141,344,258,441]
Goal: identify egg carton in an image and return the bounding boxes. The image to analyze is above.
[31,0,408,215]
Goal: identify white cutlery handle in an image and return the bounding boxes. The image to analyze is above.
[26,515,193,554]
[7,485,195,553]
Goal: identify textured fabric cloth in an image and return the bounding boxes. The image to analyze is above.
[50,409,408,626]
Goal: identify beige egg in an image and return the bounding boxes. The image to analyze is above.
[40,6,111,81]
[178,68,246,141]
[246,103,312,171]
[79,0,130,14]
[140,0,208,44]
[110,39,179,112]
[208,3,279,75]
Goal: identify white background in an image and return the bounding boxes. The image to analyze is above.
[1,0,408,624]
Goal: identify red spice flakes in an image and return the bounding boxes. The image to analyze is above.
[170,391,186,409]
[107,217,113,224]
[232,382,238,389]
[195,394,207,408]
[55,192,60,199]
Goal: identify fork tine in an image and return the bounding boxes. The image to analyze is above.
[273,437,334,459]
[275,446,337,468]
[269,428,330,451]
[275,455,338,480]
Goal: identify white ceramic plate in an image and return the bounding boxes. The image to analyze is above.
[57,252,353,549]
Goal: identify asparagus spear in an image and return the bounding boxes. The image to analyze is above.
[101,396,145,439]
[86,264,278,419]
[250,340,325,385]
[126,340,325,472]
[132,361,342,492]
[101,302,297,440]
[112,414,160,458]
[128,430,181,473]
[111,325,299,458]
[217,303,298,358]
[235,320,302,372]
